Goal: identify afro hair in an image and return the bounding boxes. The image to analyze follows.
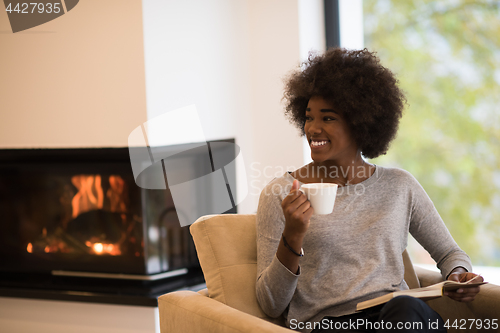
[283,48,406,159]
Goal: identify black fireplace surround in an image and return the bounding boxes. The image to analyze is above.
[0,140,237,305]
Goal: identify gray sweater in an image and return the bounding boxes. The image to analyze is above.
[256,166,472,332]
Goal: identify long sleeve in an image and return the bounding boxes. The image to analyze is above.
[255,180,300,318]
[407,172,473,280]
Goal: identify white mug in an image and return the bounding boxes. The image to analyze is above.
[299,183,338,215]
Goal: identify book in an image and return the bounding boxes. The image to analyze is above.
[356,277,487,311]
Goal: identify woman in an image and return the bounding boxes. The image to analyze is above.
[256,48,482,333]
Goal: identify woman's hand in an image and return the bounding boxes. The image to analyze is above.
[445,268,483,302]
[275,180,313,274]
[281,180,314,238]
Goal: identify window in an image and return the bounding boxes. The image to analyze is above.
[362,0,500,273]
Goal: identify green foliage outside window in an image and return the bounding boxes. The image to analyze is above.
[363,0,500,266]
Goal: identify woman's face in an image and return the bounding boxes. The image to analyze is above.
[304,96,358,164]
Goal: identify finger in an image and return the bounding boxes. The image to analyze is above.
[468,274,484,283]
[288,180,301,198]
[463,287,480,294]
[291,196,313,216]
[459,273,468,283]
[288,191,307,208]
[296,199,312,214]
[303,205,314,220]
[446,289,471,297]
[447,273,460,282]
[282,193,308,215]
[461,272,483,283]
[459,291,479,297]
[282,188,305,207]
[291,199,312,218]
[450,286,481,295]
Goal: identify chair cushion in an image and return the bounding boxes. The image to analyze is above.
[190,214,276,321]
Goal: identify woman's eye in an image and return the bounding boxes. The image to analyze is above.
[324,117,336,121]
[305,116,312,121]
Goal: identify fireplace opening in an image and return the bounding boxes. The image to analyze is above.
[0,141,236,280]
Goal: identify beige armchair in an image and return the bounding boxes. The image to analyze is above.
[158,214,500,333]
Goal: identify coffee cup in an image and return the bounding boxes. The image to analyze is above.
[299,183,338,215]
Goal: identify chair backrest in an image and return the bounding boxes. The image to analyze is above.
[190,214,279,322]
[190,214,420,322]
[403,248,420,289]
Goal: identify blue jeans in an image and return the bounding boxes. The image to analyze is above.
[310,296,446,332]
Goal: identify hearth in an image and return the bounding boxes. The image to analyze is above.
[0,140,236,281]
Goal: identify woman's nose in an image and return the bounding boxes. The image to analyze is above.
[308,121,323,135]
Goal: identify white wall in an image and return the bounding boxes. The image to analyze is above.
[0,0,148,148]
[298,0,326,165]
[298,0,326,62]
[246,0,305,205]
[141,0,309,213]
[0,2,155,332]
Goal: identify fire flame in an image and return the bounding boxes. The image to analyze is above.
[28,175,129,256]
[71,175,104,218]
[71,175,127,218]
[107,175,127,213]
[85,240,121,255]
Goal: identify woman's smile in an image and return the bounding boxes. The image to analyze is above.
[310,139,330,149]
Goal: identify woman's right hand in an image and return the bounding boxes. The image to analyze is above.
[281,180,314,238]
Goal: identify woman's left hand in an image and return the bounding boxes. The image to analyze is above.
[445,268,483,302]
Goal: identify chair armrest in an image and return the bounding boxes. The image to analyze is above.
[413,266,442,288]
[158,291,293,333]
[415,266,500,331]
[197,288,209,297]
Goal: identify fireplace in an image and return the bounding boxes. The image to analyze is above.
[0,140,237,281]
